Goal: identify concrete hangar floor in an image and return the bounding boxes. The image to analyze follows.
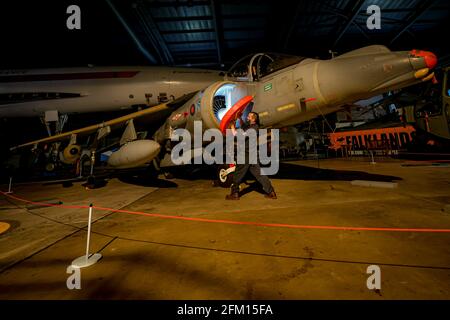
[0,158,449,299]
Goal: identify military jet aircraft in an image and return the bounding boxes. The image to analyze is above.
[0,66,223,135]
[9,45,437,184]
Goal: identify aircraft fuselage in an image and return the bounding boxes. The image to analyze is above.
[0,66,222,117]
[157,46,437,143]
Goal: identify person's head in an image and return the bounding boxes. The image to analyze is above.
[247,111,260,125]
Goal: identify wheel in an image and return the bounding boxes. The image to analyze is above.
[163,171,174,179]
[216,164,234,188]
[45,162,56,172]
[152,157,160,171]
[84,175,107,189]
[79,154,91,177]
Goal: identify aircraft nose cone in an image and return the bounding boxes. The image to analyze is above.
[410,49,437,69]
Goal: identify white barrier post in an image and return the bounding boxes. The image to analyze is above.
[78,159,83,178]
[6,177,13,194]
[71,204,102,268]
[369,151,376,165]
[90,151,96,176]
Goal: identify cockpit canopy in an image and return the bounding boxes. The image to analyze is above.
[226,52,305,82]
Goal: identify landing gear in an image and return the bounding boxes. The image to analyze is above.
[45,162,57,172]
[40,111,68,136]
[84,174,107,189]
[216,164,235,188]
[82,150,104,189]
[163,171,174,179]
[151,156,173,179]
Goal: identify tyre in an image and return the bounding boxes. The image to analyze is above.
[216,164,234,188]
[45,162,56,172]
[164,171,175,179]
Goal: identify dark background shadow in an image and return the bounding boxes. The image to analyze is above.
[274,162,401,182]
[1,162,400,190]
[167,162,402,183]
[117,174,178,188]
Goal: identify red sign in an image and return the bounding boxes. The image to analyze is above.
[328,125,416,150]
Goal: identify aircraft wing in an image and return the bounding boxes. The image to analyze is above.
[10,91,197,151]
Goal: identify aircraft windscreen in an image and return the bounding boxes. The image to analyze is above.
[226,56,253,80]
[258,53,305,78]
[227,53,304,81]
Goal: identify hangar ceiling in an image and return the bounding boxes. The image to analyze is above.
[1,0,449,69]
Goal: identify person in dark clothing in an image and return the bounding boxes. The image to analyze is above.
[225,112,277,200]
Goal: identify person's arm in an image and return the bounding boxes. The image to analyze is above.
[240,121,249,131]
[230,122,237,136]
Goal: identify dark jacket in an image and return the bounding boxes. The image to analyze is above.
[240,122,259,156]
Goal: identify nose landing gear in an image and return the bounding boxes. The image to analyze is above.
[216,164,235,187]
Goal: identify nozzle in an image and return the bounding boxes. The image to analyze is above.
[410,50,437,69]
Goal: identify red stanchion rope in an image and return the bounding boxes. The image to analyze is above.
[2,190,450,233]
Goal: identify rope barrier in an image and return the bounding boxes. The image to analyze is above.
[2,190,450,233]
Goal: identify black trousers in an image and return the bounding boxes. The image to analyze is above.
[231,163,274,194]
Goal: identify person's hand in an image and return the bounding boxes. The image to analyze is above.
[230,122,237,136]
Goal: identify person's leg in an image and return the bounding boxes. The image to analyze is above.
[228,164,249,196]
[249,164,275,195]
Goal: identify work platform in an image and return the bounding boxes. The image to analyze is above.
[0,159,449,299]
